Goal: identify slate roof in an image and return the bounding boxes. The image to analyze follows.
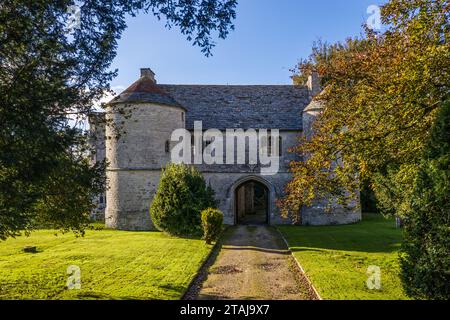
[109,80,311,130]
[160,85,310,130]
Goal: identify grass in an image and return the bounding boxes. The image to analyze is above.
[278,213,410,300]
[0,227,212,300]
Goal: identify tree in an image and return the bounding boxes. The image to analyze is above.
[280,0,449,221]
[280,0,449,299]
[0,0,237,240]
[150,163,216,237]
[400,100,450,300]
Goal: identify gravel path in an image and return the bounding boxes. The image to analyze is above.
[190,225,316,300]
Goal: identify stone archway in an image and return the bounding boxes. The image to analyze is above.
[235,180,269,225]
[230,176,275,225]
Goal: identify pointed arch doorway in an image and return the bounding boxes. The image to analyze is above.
[235,179,269,225]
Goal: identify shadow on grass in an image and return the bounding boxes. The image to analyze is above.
[72,292,116,300]
[279,213,403,254]
[72,291,155,300]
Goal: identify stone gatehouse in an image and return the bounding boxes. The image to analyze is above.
[89,68,361,230]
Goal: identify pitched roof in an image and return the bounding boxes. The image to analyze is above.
[160,85,310,130]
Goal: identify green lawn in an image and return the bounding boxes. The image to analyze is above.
[278,213,410,300]
[0,227,211,300]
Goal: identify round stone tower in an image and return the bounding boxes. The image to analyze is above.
[105,68,186,230]
[301,73,361,225]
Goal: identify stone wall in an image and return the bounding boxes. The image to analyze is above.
[302,205,361,225]
[190,130,301,174]
[103,118,301,228]
[95,98,362,229]
[197,130,300,225]
[106,169,161,230]
[106,103,185,169]
[203,172,293,225]
[105,102,184,230]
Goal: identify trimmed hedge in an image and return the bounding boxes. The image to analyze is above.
[150,163,216,236]
[201,208,223,244]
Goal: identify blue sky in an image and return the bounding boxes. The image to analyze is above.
[110,0,385,91]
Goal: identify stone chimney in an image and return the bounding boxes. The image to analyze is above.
[140,68,156,83]
[306,71,321,97]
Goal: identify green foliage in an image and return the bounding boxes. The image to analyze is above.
[0,0,236,239]
[201,208,223,244]
[372,164,418,218]
[282,0,449,299]
[400,101,450,300]
[360,181,379,213]
[281,0,449,221]
[150,163,216,237]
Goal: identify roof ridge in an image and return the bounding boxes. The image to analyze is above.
[159,84,307,87]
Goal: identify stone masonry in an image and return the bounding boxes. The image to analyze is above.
[89,68,361,230]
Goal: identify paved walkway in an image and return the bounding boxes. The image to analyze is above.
[195,225,315,300]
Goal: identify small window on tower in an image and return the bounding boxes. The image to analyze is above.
[165,140,170,153]
[181,112,184,122]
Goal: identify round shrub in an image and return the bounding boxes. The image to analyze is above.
[201,208,223,244]
[150,163,216,236]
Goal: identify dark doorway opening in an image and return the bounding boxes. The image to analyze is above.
[235,180,269,225]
